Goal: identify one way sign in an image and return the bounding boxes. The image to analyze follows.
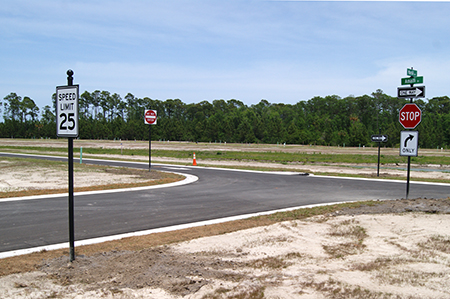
[397,86,425,98]
[371,134,388,142]
[400,131,419,157]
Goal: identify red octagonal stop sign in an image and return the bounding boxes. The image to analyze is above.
[399,103,421,129]
[144,109,157,125]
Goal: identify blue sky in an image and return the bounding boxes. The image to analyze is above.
[1,0,450,113]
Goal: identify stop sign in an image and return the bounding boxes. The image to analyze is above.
[144,109,157,125]
[399,103,421,129]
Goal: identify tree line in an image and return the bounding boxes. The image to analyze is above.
[1,89,450,148]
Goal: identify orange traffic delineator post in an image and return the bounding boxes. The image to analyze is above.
[193,152,197,166]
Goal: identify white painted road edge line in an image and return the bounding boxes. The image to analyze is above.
[0,201,353,259]
[4,152,448,184]
[311,174,450,186]
[0,172,198,203]
[79,157,304,176]
[64,156,450,184]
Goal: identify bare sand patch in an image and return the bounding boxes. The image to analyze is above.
[0,166,152,193]
[1,212,450,298]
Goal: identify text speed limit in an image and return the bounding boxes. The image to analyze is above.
[56,85,79,137]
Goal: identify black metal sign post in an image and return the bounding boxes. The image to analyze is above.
[149,124,152,171]
[68,133,74,261]
[67,71,75,262]
[377,141,381,176]
[56,70,79,262]
[407,73,415,200]
[406,156,411,199]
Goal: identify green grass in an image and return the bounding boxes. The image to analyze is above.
[0,155,76,170]
[3,145,450,166]
[2,144,450,184]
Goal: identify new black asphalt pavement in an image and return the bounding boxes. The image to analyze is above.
[1,153,450,253]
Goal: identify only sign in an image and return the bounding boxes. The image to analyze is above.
[144,109,157,125]
[399,103,421,129]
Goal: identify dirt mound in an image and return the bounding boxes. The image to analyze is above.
[40,247,237,297]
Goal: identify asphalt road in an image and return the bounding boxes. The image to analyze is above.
[1,153,450,253]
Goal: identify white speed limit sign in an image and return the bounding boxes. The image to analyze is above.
[56,85,79,137]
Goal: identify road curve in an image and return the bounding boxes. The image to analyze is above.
[1,152,450,254]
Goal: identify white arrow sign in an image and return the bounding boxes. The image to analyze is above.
[400,131,419,157]
[399,88,422,97]
[397,86,425,98]
[371,135,388,142]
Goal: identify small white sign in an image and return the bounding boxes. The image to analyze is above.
[56,85,79,137]
[400,131,418,157]
[144,109,157,125]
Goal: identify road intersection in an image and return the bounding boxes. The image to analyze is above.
[1,153,450,257]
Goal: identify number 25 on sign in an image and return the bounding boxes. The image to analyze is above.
[56,85,79,137]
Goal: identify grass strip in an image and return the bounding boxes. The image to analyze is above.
[3,148,450,184]
[2,145,450,166]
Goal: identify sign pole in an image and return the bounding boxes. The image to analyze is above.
[68,136,75,261]
[377,140,381,177]
[67,70,75,262]
[406,156,411,199]
[405,67,414,199]
[398,67,424,199]
[56,69,79,262]
[149,124,152,171]
[371,134,388,177]
[144,109,157,171]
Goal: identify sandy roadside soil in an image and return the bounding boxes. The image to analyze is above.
[1,211,450,299]
[0,161,156,193]
[1,141,450,298]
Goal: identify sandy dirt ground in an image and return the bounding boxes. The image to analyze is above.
[1,206,450,299]
[0,161,155,193]
[1,140,450,298]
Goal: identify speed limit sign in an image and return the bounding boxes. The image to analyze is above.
[56,85,79,137]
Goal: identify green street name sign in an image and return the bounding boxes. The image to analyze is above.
[401,76,423,85]
[407,68,417,77]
